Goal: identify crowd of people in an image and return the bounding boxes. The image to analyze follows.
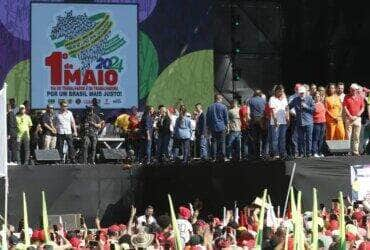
[1,194,370,249]
[6,82,370,165]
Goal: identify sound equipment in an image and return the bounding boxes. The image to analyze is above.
[101,148,126,162]
[34,149,61,163]
[48,214,82,231]
[326,140,351,153]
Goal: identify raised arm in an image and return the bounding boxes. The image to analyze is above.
[71,114,77,136]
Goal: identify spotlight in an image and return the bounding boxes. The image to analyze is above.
[232,67,242,81]
[231,15,241,28]
[231,39,241,55]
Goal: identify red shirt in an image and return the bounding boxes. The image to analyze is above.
[313,102,326,123]
[239,105,249,130]
[343,94,364,116]
[265,104,271,119]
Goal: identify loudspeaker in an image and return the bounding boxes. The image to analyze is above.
[326,140,351,153]
[48,214,82,231]
[101,148,126,161]
[34,149,61,163]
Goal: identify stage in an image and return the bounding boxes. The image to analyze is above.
[1,156,369,227]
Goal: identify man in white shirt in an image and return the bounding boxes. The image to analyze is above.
[337,82,346,103]
[177,206,193,246]
[269,85,289,159]
[55,101,78,163]
[137,206,157,227]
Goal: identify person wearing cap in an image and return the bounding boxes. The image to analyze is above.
[55,100,77,163]
[268,85,289,159]
[81,106,102,164]
[177,206,193,246]
[42,104,57,150]
[15,104,33,165]
[343,83,365,156]
[325,83,346,140]
[289,86,315,157]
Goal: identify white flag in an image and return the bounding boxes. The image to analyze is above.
[266,203,278,228]
[0,85,7,178]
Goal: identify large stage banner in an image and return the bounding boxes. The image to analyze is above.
[31,3,138,109]
[350,165,370,201]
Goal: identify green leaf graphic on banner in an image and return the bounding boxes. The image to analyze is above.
[139,31,159,99]
[5,60,30,105]
[147,50,214,109]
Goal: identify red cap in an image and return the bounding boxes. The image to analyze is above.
[329,220,339,231]
[118,224,126,231]
[178,206,191,220]
[69,237,80,248]
[352,211,364,223]
[346,232,356,242]
[108,224,121,233]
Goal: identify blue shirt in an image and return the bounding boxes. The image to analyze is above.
[140,114,154,138]
[289,95,315,126]
[206,102,228,132]
[248,96,266,119]
[174,116,192,139]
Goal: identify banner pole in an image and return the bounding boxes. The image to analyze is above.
[2,84,9,245]
[4,177,8,227]
[283,162,296,218]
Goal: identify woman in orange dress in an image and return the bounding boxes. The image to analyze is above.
[325,84,346,140]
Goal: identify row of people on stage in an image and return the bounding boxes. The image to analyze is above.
[6,82,370,165]
[134,82,370,164]
[7,99,103,165]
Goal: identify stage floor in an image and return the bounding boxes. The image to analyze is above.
[1,156,369,227]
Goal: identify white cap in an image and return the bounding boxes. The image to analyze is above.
[298,86,306,93]
[350,83,359,90]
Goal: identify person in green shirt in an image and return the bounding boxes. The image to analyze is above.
[15,105,33,165]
